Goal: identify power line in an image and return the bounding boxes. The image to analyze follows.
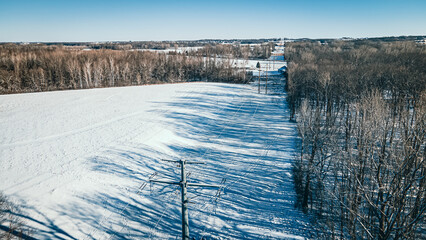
[199,135,282,239]
[109,69,285,239]
[84,86,203,240]
[146,85,251,239]
[193,78,288,239]
[148,86,261,239]
[150,159,219,240]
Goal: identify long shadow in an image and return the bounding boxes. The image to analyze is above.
[10,82,310,239]
[89,83,310,239]
[3,205,78,240]
[0,225,37,240]
[150,85,310,239]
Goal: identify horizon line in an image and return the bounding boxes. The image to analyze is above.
[1,35,426,44]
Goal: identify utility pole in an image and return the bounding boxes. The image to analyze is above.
[256,62,261,94]
[150,159,219,240]
[265,61,268,94]
[273,54,275,71]
[258,70,261,94]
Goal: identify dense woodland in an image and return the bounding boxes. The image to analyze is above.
[287,40,425,239]
[187,42,275,59]
[0,44,252,94]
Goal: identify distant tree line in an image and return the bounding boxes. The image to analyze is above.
[287,40,425,239]
[30,38,282,48]
[0,44,250,94]
[42,41,276,59]
[187,42,275,59]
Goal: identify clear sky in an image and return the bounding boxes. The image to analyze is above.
[0,0,425,42]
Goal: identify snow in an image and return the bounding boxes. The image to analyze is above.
[137,42,287,73]
[230,58,286,72]
[0,82,310,239]
[242,41,286,73]
[136,47,204,54]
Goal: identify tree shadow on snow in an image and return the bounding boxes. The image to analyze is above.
[13,83,311,239]
[82,83,311,239]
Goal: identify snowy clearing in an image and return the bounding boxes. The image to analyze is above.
[0,82,310,239]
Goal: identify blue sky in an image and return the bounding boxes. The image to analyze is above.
[0,0,425,42]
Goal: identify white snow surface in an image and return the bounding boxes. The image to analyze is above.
[0,82,310,239]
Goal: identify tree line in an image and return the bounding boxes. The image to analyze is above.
[286,40,425,239]
[0,44,250,94]
[187,42,275,59]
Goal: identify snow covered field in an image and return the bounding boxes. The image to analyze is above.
[227,58,286,72]
[0,82,310,239]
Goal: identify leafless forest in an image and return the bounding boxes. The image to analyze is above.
[187,42,275,59]
[287,40,425,239]
[0,43,267,94]
[1,38,424,239]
